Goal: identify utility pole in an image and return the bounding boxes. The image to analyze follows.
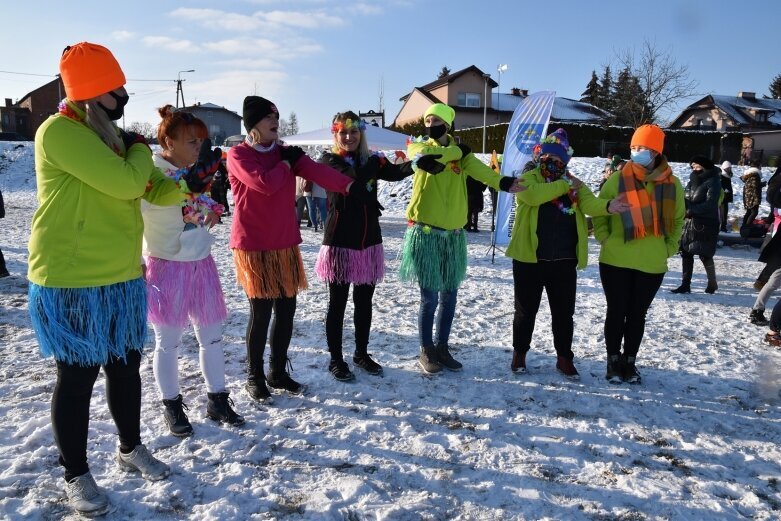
[176,69,195,109]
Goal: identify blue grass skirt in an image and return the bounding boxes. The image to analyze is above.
[28,278,147,366]
[398,223,467,291]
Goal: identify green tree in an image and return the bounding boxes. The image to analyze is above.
[612,67,650,126]
[598,66,614,113]
[288,112,299,135]
[580,70,601,106]
[390,117,426,139]
[126,121,156,141]
[769,73,781,99]
[437,66,451,79]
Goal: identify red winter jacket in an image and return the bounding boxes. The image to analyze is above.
[227,142,352,251]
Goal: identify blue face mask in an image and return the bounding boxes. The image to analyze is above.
[630,149,654,168]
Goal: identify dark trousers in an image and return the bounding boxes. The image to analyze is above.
[599,263,664,358]
[0,247,7,274]
[770,299,781,332]
[326,282,375,359]
[743,206,759,228]
[246,296,296,379]
[52,349,142,482]
[720,202,729,231]
[512,259,578,360]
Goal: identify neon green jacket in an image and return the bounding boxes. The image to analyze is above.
[406,136,501,230]
[506,167,612,269]
[29,114,183,288]
[592,165,685,274]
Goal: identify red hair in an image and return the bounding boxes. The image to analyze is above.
[157,104,208,149]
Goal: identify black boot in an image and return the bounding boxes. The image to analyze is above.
[418,345,442,374]
[704,259,718,294]
[622,354,642,384]
[353,351,383,375]
[750,308,770,326]
[267,355,306,395]
[671,255,693,293]
[606,354,623,384]
[162,394,193,437]
[206,391,245,426]
[245,353,272,404]
[436,344,463,371]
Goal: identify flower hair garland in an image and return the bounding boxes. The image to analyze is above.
[331,118,366,133]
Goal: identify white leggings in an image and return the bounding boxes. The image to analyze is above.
[152,322,226,400]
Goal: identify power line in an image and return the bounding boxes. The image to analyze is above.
[0,70,57,78]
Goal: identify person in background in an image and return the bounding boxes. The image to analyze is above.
[0,187,8,277]
[749,166,781,326]
[400,102,522,374]
[506,128,628,378]
[210,147,231,217]
[593,124,685,385]
[315,111,431,381]
[143,106,244,438]
[523,143,542,174]
[671,156,722,294]
[295,176,311,227]
[719,160,734,232]
[309,180,328,232]
[465,175,486,232]
[600,154,625,191]
[228,96,365,402]
[741,161,763,229]
[28,42,182,517]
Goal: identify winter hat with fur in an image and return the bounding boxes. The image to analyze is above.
[59,42,126,101]
[243,96,278,133]
[540,128,573,165]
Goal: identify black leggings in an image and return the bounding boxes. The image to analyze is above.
[246,296,296,378]
[52,349,142,482]
[326,282,375,358]
[599,263,664,358]
[743,206,759,228]
[512,259,578,359]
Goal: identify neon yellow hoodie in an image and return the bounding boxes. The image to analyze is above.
[506,167,612,269]
[29,114,184,288]
[406,136,501,230]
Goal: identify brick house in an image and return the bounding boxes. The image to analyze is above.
[180,102,242,146]
[0,77,64,139]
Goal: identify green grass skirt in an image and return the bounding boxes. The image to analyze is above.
[398,223,467,291]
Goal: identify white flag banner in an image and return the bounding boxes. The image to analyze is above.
[493,91,556,246]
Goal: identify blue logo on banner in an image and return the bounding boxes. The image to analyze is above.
[514,124,546,155]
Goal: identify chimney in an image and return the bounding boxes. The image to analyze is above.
[510,87,521,96]
[738,91,756,101]
[4,98,12,107]
[520,89,529,97]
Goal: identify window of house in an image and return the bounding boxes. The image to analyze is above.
[756,112,768,123]
[457,92,481,108]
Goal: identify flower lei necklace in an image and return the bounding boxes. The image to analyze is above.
[539,161,578,215]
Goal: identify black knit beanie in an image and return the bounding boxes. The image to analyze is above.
[243,96,278,133]
[689,155,715,170]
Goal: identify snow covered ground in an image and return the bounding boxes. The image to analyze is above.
[1,141,780,520]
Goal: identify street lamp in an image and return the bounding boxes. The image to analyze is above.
[176,69,195,109]
[482,73,490,153]
[496,64,508,121]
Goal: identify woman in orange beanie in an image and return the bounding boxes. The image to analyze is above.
[592,124,685,385]
[29,42,184,517]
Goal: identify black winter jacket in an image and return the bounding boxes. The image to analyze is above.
[759,167,781,264]
[319,152,413,250]
[680,166,721,257]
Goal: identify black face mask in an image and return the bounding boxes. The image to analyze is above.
[98,91,129,121]
[425,124,447,140]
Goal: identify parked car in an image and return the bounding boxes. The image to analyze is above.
[223,135,245,147]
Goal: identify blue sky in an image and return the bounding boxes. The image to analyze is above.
[2,0,780,135]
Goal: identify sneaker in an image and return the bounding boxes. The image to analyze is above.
[162,394,193,437]
[436,344,463,371]
[206,391,245,426]
[511,350,527,374]
[117,444,171,481]
[764,331,781,347]
[65,473,110,518]
[418,345,442,374]
[670,284,691,294]
[556,356,580,380]
[606,354,623,384]
[267,371,306,395]
[328,358,355,382]
[353,353,382,375]
[622,355,642,384]
[245,379,273,404]
[750,309,770,326]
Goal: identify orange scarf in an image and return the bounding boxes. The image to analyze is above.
[617,160,676,241]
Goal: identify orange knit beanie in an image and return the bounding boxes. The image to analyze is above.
[630,124,665,154]
[60,42,126,101]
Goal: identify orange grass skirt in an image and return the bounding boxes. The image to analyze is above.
[233,247,308,299]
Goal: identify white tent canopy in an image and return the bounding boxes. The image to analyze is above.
[281,125,409,151]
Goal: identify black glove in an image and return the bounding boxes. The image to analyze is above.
[348,179,374,203]
[183,138,219,193]
[457,143,471,157]
[416,154,444,174]
[281,146,306,167]
[119,130,148,151]
[398,161,415,178]
[498,176,516,192]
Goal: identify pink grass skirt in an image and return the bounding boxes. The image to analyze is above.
[145,255,228,328]
[315,243,385,285]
